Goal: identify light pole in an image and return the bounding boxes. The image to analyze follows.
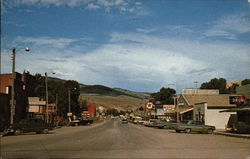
[10,47,30,125]
[168,83,179,122]
[194,81,199,89]
[45,72,55,123]
[68,87,76,122]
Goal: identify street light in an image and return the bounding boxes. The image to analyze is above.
[45,72,55,123]
[10,47,30,125]
[68,87,76,121]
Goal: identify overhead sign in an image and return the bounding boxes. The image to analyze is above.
[146,102,154,109]
[163,105,175,111]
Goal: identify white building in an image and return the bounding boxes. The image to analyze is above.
[193,102,236,129]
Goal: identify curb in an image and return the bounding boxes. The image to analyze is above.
[214,131,250,139]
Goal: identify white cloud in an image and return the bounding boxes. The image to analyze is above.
[203,13,250,39]
[97,0,125,7]
[135,2,142,6]
[2,33,249,92]
[13,36,76,48]
[165,25,193,34]
[5,0,148,15]
[86,3,100,10]
[136,28,157,33]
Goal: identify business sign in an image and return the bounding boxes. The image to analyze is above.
[229,95,247,104]
[146,102,154,109]
[163,105,175,111]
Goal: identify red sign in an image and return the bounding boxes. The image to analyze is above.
[163,105,175,111]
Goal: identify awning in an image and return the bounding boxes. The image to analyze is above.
[165,107,193,115]
[220,107,250,113]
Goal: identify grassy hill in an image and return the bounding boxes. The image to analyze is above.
[79,94,149,111]
[80,85,149,99]
[114,88,150,99]
[49,76,150,110]
[80,85,150,110]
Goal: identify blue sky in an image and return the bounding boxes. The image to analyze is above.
[1,0,250,93]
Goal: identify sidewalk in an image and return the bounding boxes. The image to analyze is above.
[214,130,250,139]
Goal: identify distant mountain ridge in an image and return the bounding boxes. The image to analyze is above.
[48,76,150,99]
[80,85,150,99]
[49,76,150,110]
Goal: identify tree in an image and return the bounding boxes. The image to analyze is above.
[119,110,126,115]
[241,79,250,86]
[64,80,81,116]
[32,74,81,118]
[106,108,119,116]
[227,83,239,94]
[150,87,176,104]
[200,78,228,94]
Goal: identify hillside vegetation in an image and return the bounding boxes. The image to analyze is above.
[49,76,150,110]
[79,94,148,111]
[79,85,150,110]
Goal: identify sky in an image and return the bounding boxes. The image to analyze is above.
[1,0,250,93]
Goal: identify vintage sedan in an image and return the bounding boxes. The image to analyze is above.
[172,120,215,134]
[8,118,54,135]
[121,118,128,124]
[143,119,158,127]
[154,120,179,129]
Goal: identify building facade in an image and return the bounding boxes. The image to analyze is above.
[166,89,240,122]
[27,97,57,123]
[193,102,236,129]
[0,73,27,126]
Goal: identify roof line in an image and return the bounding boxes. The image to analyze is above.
[182,94,191,106]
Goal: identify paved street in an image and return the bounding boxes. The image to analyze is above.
[1,119,250,159]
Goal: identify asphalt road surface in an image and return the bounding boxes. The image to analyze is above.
[1,118,250,159]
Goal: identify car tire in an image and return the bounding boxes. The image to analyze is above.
[185,128,191,133]
[175,130,181,133]
[42,129,49,134]
[207,129,214,134]
[232,124,238,132]
[14,129,22,135]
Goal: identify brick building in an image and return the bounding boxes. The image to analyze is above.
[0,72,36,128]
[0,93,10,131]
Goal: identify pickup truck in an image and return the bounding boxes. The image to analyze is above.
[172,120,215,134]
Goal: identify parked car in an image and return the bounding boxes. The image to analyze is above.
[121,118,128,124]
[172,120,215,134]
[154,120,179,129]
[143,119,158,127]
[8,118,54,135]
[133,117,143,124]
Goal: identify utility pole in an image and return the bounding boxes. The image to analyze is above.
[56,93,58,114]
[194,81,199,89]
[68,88,71,113]
[45,72,49,123]
[10,48,16,125]
[9,47,30,125]
[168,83,180,122]
[45,72,55,123]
